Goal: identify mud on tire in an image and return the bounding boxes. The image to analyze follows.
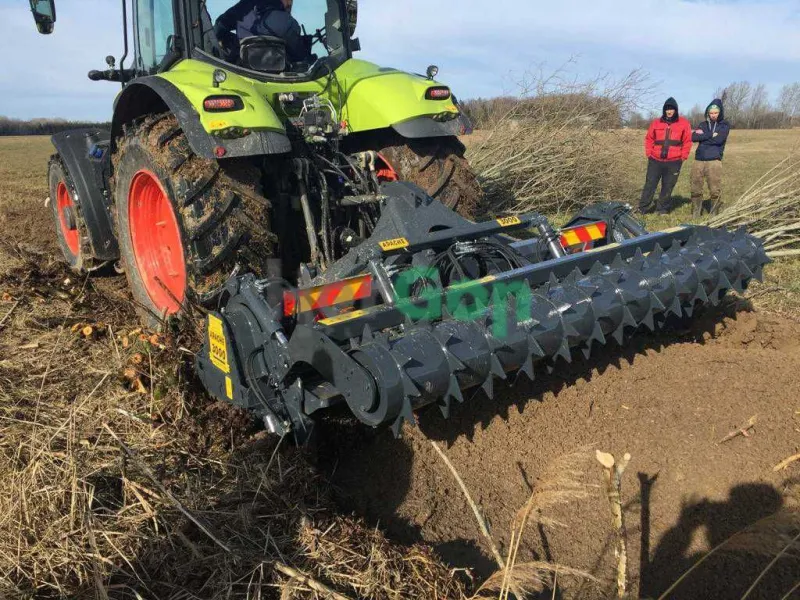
[378,137,481,219]
[48,157,88,272]
[112,114,274,326]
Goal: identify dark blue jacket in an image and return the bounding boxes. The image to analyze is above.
[692,99,730,161]
[216,0,308,64]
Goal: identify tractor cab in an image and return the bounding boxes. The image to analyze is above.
[30,0,357,81]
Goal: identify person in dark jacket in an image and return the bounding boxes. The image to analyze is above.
[639,97,693,214]
[691,99,730,217]
[214,0,310,65]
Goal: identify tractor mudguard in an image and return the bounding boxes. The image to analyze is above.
[111,76,291,160]
[51,129,119,261]
[391,115,469,139]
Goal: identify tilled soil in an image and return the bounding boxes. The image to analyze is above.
[324,305,800,599]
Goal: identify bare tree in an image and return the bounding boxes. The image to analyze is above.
[778,82,800,127]
[715,81,752,127]
[745,83,770,128]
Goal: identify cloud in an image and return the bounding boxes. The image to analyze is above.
[0,0,797,119]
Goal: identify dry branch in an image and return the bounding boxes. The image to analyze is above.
[275,562,353,600]
[596,450,631,598]
[718,415,758,444]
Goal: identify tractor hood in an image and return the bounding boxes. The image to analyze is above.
[335,59,463,135]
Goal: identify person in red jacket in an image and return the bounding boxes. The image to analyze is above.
[639,97,693,214]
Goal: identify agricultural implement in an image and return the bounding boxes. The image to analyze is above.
[30,0,768,442]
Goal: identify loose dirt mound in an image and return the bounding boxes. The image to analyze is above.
[325,305,800,599]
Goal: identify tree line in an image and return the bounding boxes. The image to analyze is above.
[0,117,109,136]
[627,81,800,129]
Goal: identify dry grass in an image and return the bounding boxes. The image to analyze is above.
[0,247,468,599]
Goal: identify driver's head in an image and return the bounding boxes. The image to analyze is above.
[281,0,293,13]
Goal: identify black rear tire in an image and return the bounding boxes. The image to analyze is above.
[377,136,482,219]
[48,158,87,272]
[112,114,274,327]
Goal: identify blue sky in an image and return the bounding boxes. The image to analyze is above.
[1,0,798,120]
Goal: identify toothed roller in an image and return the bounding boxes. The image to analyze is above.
[197,192,771,443]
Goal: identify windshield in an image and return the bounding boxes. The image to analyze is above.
[202,0,346,72]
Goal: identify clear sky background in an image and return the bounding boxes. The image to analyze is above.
[1,0,798,121]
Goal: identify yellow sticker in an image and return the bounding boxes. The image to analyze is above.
[208,314,230,374]
[209,119,229,130]
[225,376,233,400]
[318,308,371,326]
[496,216,522,227]
[379,237,410,252]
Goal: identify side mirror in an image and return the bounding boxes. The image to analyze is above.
[29,0,56,34]
[346,0,357,37]
[240,36,286,73]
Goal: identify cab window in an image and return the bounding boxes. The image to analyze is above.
[135,0,176,72]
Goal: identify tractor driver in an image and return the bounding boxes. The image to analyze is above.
[214,0,313,66]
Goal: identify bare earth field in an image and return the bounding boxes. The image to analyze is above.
[1,134,799,599]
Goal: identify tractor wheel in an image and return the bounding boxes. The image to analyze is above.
[112,114,273,327]
[377,137,481,219]
[48,158,87,272]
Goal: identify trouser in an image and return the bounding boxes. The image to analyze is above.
[639,158,682,213]
[691,159,723,217]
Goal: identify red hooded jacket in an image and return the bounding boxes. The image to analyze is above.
[645,115,692,162]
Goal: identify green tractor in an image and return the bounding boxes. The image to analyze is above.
[31,0,768,441]
[34,0,478,323]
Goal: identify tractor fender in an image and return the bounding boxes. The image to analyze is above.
[51,129,119,261]
[111,76,291,160]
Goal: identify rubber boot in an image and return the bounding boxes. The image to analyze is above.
[692,199,704,220]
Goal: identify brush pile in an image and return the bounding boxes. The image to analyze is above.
[708,152,800,257]
[0,245,467,600]
[465,68,650,216]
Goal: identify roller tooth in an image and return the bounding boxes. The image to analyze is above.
[641,309,655,331]
[694,282,709,303]
[589,322,606,345]
[669,296,683,317]
[739,262,754,280]
[527,335,546,358]
[651,243,664,260]
[729,274,744,294]
[438,394,451,419]
[562,321,581,338]
[375,332,391,349]
[650,292,666,312]
[734,226,748,239]
[622,306,637,328]
[588,261,605,276]
[401,397,415,423]
[556,340,572,363]
[401,371,422,397]
[611,254,626,270]
[581,344,593,360]
[361,323,374,342]
[481,374,495,400]
[683,303,694,318]
[390,418,403,438]
[447,374,465,404]
[612,324,625,344]
[490,353,507,379]
[753,265,764,282]
[518,355,535,381]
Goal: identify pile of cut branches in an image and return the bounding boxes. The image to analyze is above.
[708,152,800,257]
